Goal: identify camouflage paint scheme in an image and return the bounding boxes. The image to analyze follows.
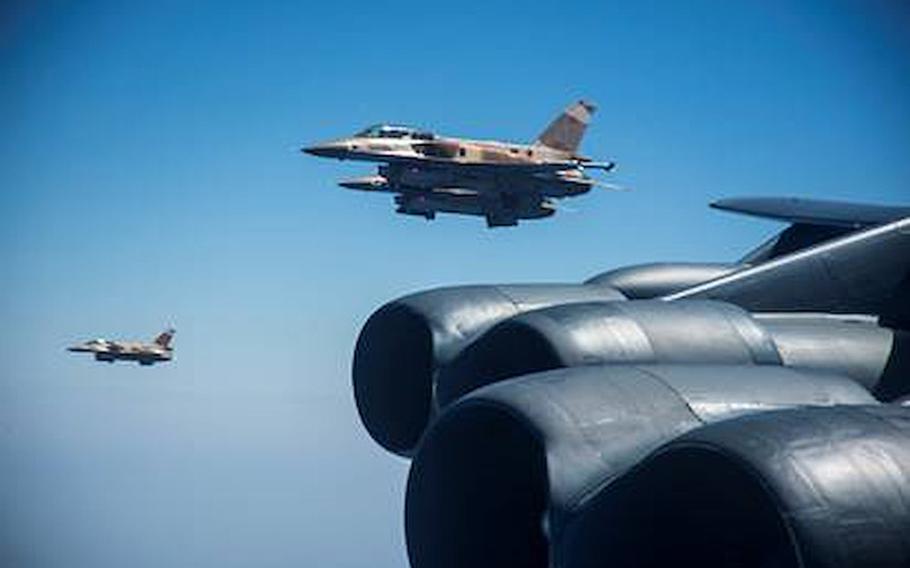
[304,100,615,227]
[67,329,175,366]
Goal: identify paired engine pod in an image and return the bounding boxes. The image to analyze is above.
[559,404,910,568]
[405,364,874,568]
[436,299,782,409]
[439,301,907,410]
[352,283,625,455]
[757,314,909,399]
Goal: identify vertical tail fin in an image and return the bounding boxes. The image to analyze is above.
[154,328,175,348]
[533,100,596,155]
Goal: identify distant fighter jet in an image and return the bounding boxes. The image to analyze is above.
[303,100,617,227]
[67,328,175,365]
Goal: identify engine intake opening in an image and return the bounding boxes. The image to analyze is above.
[353,304,433,454]
[561,446,796,568]
[406,404,550,568]
[436,321,564,408]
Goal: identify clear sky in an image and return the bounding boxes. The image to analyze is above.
[1,1,908,567]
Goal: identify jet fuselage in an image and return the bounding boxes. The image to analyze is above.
[67,329,175,366]
[303,101,614,227]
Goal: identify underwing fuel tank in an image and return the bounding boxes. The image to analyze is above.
[394,193,556,221]
[338,175,392,192]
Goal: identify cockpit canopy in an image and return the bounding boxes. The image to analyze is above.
[354,124,435,140]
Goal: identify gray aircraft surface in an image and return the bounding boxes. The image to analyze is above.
[303,100,618,227]
[67,328,175,365]
[350,196,910,568]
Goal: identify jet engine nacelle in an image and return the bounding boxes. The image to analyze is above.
[558,404,910,568]
[438,300,909,408]
[404,365,877,568]
[585,262,740,299]
[352,283,627,455]
[352,263,753,456]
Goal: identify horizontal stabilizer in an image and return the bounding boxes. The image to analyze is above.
[580,161,615,172]
[712,196,910,228]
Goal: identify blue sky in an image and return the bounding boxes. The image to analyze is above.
[1,1,908,567]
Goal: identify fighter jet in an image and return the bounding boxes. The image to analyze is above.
[67,328,175,365]
[303,100,617,227]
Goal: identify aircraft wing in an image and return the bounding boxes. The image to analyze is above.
[381,154,611,174]
[438,160,614,174]
[712,196,910,227]
[719,196,910,264]
[665,215,910,317]
[349,196,910,568]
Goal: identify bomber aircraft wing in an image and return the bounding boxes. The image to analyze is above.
[705,196,910,264]
[712,196,910,227]
[348,196,910,568]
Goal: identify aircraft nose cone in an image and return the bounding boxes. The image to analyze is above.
[301,145,324,156]
[302,141,349,159]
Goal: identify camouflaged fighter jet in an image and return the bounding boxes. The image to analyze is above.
[67,328,175,365]
[303,100,616,227]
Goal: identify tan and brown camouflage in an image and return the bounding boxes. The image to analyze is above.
[67,328,175,365]
[304,100,615,227]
